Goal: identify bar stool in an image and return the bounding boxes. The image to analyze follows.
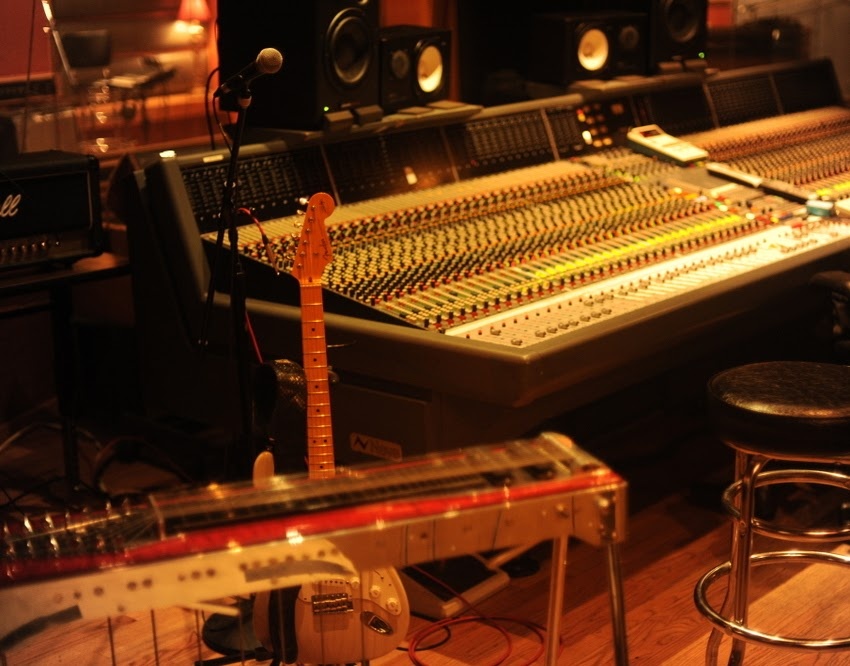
[693,360,850,665]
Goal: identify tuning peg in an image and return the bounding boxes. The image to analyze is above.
[43,513,60,556]
[21,515,35,557]
[2,521,13,558]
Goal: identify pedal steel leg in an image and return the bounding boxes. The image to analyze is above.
[545,535,568,665]
[547,489,629,665]
[605,540,629,666]
[599,488,629,666]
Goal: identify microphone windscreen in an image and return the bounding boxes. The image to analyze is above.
[257,48,284,75]
[272,359,306,412]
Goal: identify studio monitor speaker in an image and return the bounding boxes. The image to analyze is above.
[216,0,381,130]
[379,25,451,113]
[528,12,647,86]
[646,0,707,70]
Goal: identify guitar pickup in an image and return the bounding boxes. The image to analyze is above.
[310,592,354,614]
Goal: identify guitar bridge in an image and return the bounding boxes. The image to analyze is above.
[310,592,354,615]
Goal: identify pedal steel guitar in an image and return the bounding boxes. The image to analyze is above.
[0,431,627,665]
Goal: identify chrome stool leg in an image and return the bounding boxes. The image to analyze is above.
[696,360,850,664]
[703,452,764,666]
[696,454,850,663]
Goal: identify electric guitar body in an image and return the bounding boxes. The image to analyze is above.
[293,567,408,664]
[254,193,409,664]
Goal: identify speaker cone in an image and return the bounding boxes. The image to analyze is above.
[662,0,701,44]
[417,44,444,94]
[577,28,610,72]
[618,24,641,53]
[327,10,373,87]
[390,49,410,80]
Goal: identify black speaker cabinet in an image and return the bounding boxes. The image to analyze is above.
[528,11,647,86]
[378,25,451,113]
[216,0,381,130]
[646,0,707,70]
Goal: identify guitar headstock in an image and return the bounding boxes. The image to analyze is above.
[290,192,335,284]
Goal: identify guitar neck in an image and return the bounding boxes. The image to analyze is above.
[301,281,334,480]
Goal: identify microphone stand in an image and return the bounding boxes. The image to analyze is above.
[198,87,267,660]
[201,86,255,480]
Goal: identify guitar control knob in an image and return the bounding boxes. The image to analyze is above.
[386,597,401,615]
[369,584,382,599]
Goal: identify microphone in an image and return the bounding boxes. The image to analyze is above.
[214,47,284,97]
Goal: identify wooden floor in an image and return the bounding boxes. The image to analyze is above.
[2,408,850,665]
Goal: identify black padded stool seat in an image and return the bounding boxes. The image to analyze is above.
[708,361,850,459]
[695,360,850,665]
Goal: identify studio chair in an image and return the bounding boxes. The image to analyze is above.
[60,29,113,90]
[693,360,850,665]
[58,29,136,154]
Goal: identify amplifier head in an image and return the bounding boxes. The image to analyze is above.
[0,150,102,270]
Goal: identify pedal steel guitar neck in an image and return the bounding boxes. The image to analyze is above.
[1,432,626,654]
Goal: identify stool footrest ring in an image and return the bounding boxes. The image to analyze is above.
[722,468,850,542]
[694,550,850,651]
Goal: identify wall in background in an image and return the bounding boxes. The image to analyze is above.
[1,0,53,81]
[732,0,850,98]
[2,0,213,97]
[2,1,449,101]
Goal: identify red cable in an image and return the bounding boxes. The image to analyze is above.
[403,563,556,665]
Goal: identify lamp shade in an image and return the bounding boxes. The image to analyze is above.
[177,0,210,22]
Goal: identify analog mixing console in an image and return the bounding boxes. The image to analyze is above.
[133,59,850,460]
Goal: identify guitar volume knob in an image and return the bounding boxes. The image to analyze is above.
[386,597,401,615]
